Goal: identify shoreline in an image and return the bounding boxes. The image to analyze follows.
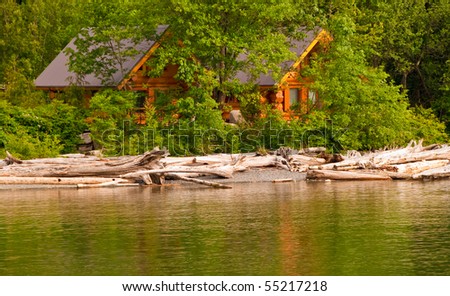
[1,141,450,189]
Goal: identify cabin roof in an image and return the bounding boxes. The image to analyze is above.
[235,27,325,86]
[35,26,326,90]
[35,25,169,90]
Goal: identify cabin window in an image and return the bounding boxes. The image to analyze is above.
[135,91,147,108]
[308,90,317,105]
[289,88,300,106]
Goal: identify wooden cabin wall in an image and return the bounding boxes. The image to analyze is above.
[130,64,180,93]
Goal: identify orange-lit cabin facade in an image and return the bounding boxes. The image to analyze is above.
[35,26,330,122]
[223,28,330,121]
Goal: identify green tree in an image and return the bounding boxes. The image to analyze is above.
[149,0,311,104]
[355,1,450,132]
[66,0,160,87]
[304,15,448,150]
[0,0,90,106]
[86,89,138,155]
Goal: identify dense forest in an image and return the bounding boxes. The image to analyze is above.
[1,0,449,158]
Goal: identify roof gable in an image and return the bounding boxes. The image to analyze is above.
[235,27,328,86]
[35,25,169,90]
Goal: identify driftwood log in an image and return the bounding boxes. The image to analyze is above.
[307,170,392,181]
[305,141,450,181]
[412,164,450,179]
[2,140,450,186]
[167,174,232,189]
[0,148,277,188]
[0,148,167,178]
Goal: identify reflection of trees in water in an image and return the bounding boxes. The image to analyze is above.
[1,181,449,275]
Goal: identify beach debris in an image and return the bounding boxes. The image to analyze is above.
[1,140,450,187]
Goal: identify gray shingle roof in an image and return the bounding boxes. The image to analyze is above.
[35,26,322,90]
[35,25,169,89]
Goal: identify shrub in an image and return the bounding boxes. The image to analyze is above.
[0,99,86,159]
[3,130,62,159]
[87,89,138,155]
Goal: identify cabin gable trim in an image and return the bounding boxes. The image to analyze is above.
[117,30,171,90]
[278,29,329,87]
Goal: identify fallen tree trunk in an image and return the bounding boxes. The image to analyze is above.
[310,153,374,170]
[121,165,236,180]
[307,169,392,181]
[374,146,450,166]
[289,154,326,166]
[313,145,450,171]
[167,174,232,189]
[387,159,449,175]
[240,155,291,171]
[1,148,168,178]
[161,155,237,166]
[412,164,450,180]
[77,181,140,188]
[272,178,294,183]
[13,155,101,165]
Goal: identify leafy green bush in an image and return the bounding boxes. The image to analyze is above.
[33,100,88,153]
[238,91,263,123]
[87,89,138,155]
[0,99,86,159]
[408,107,449,145]
[150,88,227,156]
[3,130,62,159]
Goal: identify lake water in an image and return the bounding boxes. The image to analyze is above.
[0,180,449,276]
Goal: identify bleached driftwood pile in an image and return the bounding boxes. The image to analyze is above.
[0,147,291,188]
[304,140,450,181]
[1,140,449,188]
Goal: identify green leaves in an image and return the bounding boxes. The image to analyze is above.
[152,0,308,102]
[304,14,448,150]
[0,99,87,158]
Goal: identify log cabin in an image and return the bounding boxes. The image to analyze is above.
[232,27,331,120]
[35,25,330,121]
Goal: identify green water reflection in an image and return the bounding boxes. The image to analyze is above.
[0,180,449,275]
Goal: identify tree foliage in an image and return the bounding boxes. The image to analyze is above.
[304,15,448,150]
[0,0,449,158]
[0,99,87,159]
[0,0,87,106]
[66,0,160,87]
[148,0,312,103]
[355,1,450,132]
